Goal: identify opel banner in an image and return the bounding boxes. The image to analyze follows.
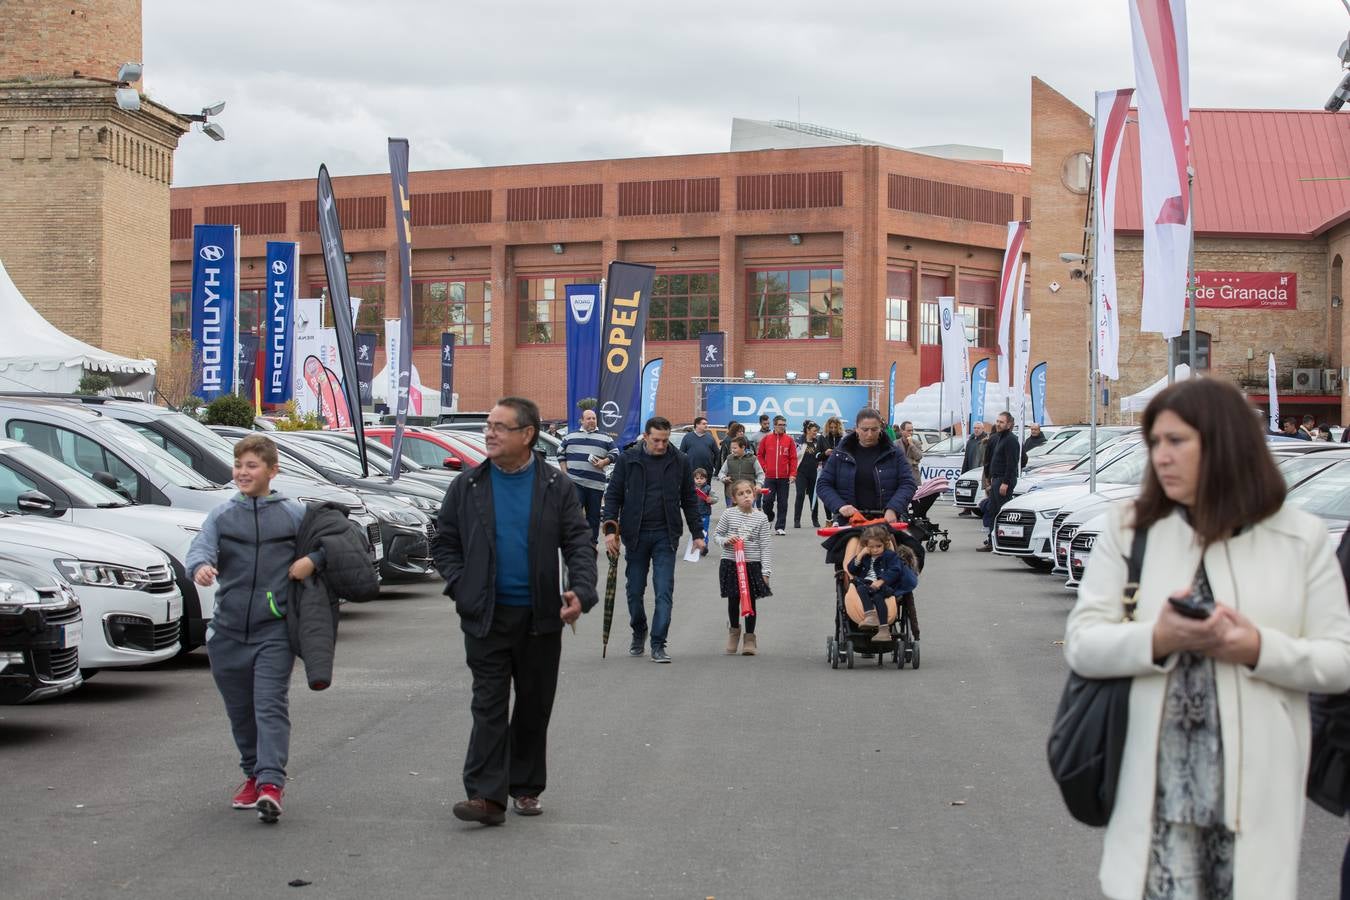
[596,262,655,445]
[191,224,239,400]
[263,241,297,404]
[564,283,603,433]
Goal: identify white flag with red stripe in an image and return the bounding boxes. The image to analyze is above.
[996,221,1028,386]
[1094,88,1134,380]
[1130,0,1191,339]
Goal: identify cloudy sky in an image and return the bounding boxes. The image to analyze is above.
[144,0,1349,187]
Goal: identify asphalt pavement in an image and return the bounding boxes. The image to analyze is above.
[2,504,1343,899]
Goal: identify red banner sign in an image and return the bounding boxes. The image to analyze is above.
[1194,272,1296,310]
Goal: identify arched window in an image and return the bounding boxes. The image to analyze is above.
[1170,330,1211,371]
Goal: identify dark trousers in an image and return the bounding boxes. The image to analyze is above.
[982,478,1010,533]
[207,631,294,787]
[793,468,819,527]
[462,604,562,807]
[727,596,757,633]
[763,478,790,529]
[856,583,893,623]
[625,529,677,648]
[575,484,603,543]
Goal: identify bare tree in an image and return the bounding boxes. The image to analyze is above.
[156,334,201,411]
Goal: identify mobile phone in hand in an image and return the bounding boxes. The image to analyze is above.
[1167,593,1211,620]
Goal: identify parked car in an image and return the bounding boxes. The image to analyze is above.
[434,420,565,464]
[370,425,487,471]
[1021,426,1136,472]
[0,515,182,671]
[1013,437,1147,496]
[1283,452,1350,547]
[0,556,83,703]
[289,431,454,493]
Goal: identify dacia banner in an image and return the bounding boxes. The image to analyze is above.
[1030,361,1048,425]
[698,331,725,409]
[315,164,368,474]
[970,357,990,432]
[263,241,297,404]
[387,138,414,479]
[639,358,663,429]
[355,332,377,406]
[236,333,259,398]
[596,262,655,446]
[887,362,897,424]
[564,283,603,433]
[191,224,239,400]
[440,332,456,409]
[704,382,870,432]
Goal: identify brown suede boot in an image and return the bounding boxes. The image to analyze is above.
[742,633,758,655]
[725,627,741,655]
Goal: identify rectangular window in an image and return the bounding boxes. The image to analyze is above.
[919,274,950,345]
[239,289,263,336]
[311,281,387,344]
[957,277,997,348]
[647,272,719,341]
[516,275,601,344]
[412,279,492,347]
[171,290,190,337]
[886,270,912,343]
[745,267,843,341]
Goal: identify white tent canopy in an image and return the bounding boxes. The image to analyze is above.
[1119,365,1191,413]
[892,379,1045,431]
[0,258,155,395]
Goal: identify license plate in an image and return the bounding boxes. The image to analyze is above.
[373,540,384,561]
[997,524,1025,538]
[1072,553,1089,568]
[167,596,183,622]
[61,621,82,649]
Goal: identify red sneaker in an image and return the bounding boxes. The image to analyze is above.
[231,777,259,810]
[256,783,284,823]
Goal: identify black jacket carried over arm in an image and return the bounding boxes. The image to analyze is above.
[430,453,598,640]
[290,502,379,690]
[601,443,703,551]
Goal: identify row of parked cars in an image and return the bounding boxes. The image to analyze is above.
[939,424,1350,590]
[0,394,484,705]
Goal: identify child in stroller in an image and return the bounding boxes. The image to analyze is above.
[846,525,919,642]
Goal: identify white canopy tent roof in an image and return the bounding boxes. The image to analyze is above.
[1119,365,1191,413]
[0,258,155,393]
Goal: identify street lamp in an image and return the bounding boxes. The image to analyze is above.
[817,371,830,382]
[184,101,228,142]
[785,371,797,382]
[743,369,756,380]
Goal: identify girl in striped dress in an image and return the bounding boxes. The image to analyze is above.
[714,479,773,656]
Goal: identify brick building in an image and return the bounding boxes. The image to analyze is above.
[169,142,1031,420]
[0,0,188,367]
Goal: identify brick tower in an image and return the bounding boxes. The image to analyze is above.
[0,0,189,365]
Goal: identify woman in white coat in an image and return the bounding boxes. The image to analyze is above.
[1066,378,1350,900]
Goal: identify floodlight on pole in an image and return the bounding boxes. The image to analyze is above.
[202,122,225,142]
[114,87,141,112]
[116,62,143,83]
[1059,252,1086,263]
[201,101,227,117]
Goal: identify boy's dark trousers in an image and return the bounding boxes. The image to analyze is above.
[207,630,295,787]
[462,604,562,807]
[763,478,790,529]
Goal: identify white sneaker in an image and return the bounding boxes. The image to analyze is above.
[775,528,786,535]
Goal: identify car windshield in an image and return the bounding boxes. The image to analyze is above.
[1286,460,1350,521]
[163,412,241,467]
[1051,429,1129,459]
[1096,444,1150,485]
[277,437,366,477]
[1070,438,1142,473]
[1278,454,1342,488]
[1029,429,1080,457]
[92,418,217,489]
[305,437,403,476]
[925,436,965,455]
[6,444,130,506]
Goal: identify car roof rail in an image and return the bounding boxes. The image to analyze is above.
[0,391,145,405]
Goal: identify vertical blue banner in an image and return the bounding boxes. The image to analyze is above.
[887,362,897,424]
[355,332,377,406]
[970,357,990,432]
[191,224,239,400]
[698,331,725,412]
[565,283,603,432]
[262,241,297,404]
[639,358,663,429]
[440,332,456,409]
[1030,361,1048,425]
[597,262,655,447]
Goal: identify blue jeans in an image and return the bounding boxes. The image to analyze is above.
[625,529,676,649]
[575,484,603,543]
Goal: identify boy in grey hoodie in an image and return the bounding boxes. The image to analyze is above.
[186,434,324,824]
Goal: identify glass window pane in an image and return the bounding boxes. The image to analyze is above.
[789,269,809,293]
[669,298,688,318]
[709,298,720,318]
[670,274,688,295]
[669,320,687,341]
[790,294,811,317]
[829,318,844,339]
[830,288,844,314]
[766,293,788,316]
[810,270,831,295]
[790,317,810,339]
[653,274,669,294]
[690,273,708,294]
[648,320,667,341]
[689,297,708,317]
[650,297,667,319]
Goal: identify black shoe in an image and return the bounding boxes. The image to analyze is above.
[629,633,646,657]
[977,542,993,553]
[651,647,672,663]
[793,522,801,529]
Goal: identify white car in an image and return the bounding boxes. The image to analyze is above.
[991,484,1099,568]
[1049,487,1139,577]
[0,438,216,650]
[0,516,182,670]
[918,435,968,490]
[1066,510,1113,588]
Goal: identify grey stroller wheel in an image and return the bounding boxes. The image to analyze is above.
[845,642,855,669]
[911,640,921,669]
[830,639,840,669]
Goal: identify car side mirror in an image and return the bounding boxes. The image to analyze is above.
[16,490,59,516]
[442,456,462,470]
[92,471,133,501]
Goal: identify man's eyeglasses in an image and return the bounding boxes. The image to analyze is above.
[483,422,530,435]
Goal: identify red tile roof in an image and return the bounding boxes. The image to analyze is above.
[1115,109,1350,239]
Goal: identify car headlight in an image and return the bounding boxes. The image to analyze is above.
[1039,508,1060,519]
[0,580,40,612]
[53,558,151,590]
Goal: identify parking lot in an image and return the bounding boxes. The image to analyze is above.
[2,506,1341,900]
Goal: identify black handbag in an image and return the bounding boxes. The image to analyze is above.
[1047,527,1148,828]
[1308,693,1350,816]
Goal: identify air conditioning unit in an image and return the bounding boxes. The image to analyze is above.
[1293,368,1320,392]
[1325,369,1341,394]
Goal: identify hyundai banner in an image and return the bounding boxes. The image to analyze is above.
[564,283,603,433]
[970,358,990,432]
[699,331,725,410]
[315,164,368,473]
[440,332,456,409]
[1030,362,1048,426]
[704,383,870,433]
[263,241,297,404]
[596,262,655,446]
[355,332,377,406]
[639,358,663,429]
[191,224,239,400]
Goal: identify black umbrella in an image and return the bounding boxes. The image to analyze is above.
[601,550,619,658]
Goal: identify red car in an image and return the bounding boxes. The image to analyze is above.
[365,427,485,471]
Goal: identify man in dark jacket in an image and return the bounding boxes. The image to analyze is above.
[979,411,1021,551]
[959,422,989,517]
[678,416,719,478]
[815,408,917,525]
[430,397,598,826]
[601,415,705,663]
[1020,422,1047,467]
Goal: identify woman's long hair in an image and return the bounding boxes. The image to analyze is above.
[824,417,844,439]
[1133,378,1285,545]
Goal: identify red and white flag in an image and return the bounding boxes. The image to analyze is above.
[996,221,1029,387]
[1094,88,1134,380]
[1130,0,1191,339]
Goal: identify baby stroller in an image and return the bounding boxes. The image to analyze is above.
[818,515,924,670]
[908,476,952,553]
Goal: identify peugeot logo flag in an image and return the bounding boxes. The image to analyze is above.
[386,138,415,480]
[596,262,655,446]
[315,164,368,476]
